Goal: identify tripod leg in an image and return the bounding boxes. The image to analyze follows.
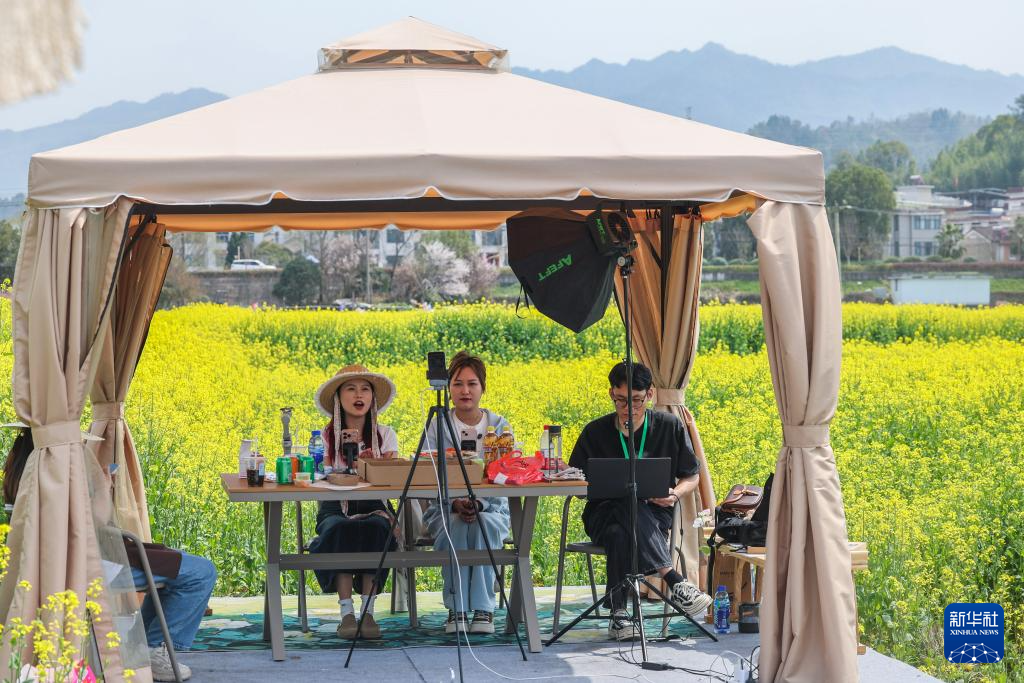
[441,410,528,660]
[630,577,649,661]
[345,412,436,667]
[544,592,606,647]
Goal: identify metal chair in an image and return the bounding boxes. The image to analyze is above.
[551,495,688,636]
[122,530,183,683]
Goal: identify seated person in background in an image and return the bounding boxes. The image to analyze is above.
[422,351,510,635]
[568,362,712,641]
[308,365,400,640]
[2,428,216,682]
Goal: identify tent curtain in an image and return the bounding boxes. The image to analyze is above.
[615,210,716,590]
[0,200,151,680]
[747,201,857,682]
[88,222,172,541]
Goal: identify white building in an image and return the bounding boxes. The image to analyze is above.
[886,185,969,259]
[940,188,1022,262]
[177,224,509,270]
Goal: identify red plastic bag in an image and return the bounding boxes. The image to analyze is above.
[487,452,544,485]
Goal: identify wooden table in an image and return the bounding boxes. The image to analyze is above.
[220,473,587,660]
[710,534,870,655]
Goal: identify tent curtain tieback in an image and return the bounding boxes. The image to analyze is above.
[782,423,830,448]
[31,420,84,449]
[653,388,685,407]
[92,401,125,421]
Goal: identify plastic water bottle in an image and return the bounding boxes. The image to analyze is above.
[714,585,730,634]
[309,430,325,473]
[539,426,551,468]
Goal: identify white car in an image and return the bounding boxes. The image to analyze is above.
[229,259,276,271]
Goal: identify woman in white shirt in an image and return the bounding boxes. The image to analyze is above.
[308,364,399,640]
[422,351,511,636]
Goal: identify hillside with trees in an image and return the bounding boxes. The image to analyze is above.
[928,95,1024,190]
[748,109,986,169]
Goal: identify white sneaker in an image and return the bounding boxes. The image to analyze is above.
[608,608,638,641]
[444,610,469,634]
[149,643,191,681]
[668,580,713,618]
[469,610,495,634]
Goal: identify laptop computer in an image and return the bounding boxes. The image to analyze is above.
[586,458,671,500]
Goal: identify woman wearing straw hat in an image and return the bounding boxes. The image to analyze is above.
[308,364,400,640]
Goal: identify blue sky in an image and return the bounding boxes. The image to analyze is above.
[2,0,1023,131]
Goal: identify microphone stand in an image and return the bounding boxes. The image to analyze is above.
[545,244,717,662]
[344,372,526,680]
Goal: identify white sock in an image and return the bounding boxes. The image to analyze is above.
[338,598,354,619]
[360,594,376,616]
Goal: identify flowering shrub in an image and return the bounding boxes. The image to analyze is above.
[1,300,1022,681]
[0,526,132,683]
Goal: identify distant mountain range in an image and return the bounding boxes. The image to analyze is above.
[2,44,1022,195]
[0,88,226,195]
[514,44,1023,131]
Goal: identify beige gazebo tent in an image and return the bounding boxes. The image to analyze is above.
[4,17,858,682]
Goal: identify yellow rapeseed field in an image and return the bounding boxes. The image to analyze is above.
[0,300,1021,681]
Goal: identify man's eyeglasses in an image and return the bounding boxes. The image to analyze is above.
[611,397,647,409]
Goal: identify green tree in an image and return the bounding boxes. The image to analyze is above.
[1011,216,1024,259]
[1012,93,1024,121]
[272,258,321,306]
[748,115,817,148]
[929,111,1024,190]
[826,161,896,262]
[224,232,255,267]
[253,241,296,268]
[0,220,21,284]
[936,223,965,259]
[225,233,243,267]
[857,140,916,185]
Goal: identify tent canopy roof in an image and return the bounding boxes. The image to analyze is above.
[317,17,509,71]
[27,18,823,230]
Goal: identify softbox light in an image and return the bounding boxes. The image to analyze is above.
[506,208,617,333]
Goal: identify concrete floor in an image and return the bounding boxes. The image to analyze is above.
[174,590,942,683]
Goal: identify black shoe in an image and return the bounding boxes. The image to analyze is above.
[608,608,638,641]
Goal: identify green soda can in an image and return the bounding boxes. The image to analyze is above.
[275,456,293,484]
[299,455,315,477]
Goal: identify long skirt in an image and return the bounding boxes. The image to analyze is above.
[584,499,673,609]
[308,512,397,593]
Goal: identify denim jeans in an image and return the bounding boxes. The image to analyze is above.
[132,551,217,650]
[429,510,510,613]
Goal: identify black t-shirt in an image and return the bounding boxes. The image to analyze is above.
[569,410,699,529]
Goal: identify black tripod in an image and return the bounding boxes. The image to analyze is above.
[545,248,718,664]
[344,370,527,680]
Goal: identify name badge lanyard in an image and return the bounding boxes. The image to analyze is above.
[618,411,648,459]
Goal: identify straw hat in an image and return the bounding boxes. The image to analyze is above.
[314,364,396,417]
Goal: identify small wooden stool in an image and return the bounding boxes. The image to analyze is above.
[708,531,869,655]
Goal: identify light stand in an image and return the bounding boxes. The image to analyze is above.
[545,230,717,662]
[344,359,527,680]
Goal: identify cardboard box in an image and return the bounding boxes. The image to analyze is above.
[358,457,484,487]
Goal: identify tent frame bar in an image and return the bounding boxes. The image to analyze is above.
[134,197,702,217]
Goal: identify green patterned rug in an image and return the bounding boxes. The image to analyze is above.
[193,601,703,650]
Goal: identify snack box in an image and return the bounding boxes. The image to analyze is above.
[358,456,484,487]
